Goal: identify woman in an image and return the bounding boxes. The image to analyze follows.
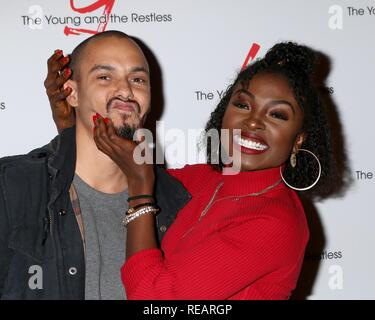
[49,42,335,299]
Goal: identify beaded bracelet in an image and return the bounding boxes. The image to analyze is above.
[126,202,156,215]
[122,205,159,227]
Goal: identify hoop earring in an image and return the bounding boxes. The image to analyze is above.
[280,148,321,191]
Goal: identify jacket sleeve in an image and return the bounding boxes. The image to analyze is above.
[0,177,12,298]
[121,213,306,300]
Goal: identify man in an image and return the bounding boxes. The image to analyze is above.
[0,31,190,300]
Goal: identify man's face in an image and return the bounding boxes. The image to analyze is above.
[66,36,151,139]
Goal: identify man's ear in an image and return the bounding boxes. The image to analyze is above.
[64,80,78,107]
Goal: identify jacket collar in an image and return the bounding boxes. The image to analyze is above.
[46,126,77,204]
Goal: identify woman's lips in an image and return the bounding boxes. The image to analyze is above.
[233,133,269,155]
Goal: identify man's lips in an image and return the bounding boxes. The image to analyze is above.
[110,99,138,113]
[233,131,269,153]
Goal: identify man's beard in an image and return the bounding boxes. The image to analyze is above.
[117,124,137,140]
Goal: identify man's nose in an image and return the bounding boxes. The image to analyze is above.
[115,79,134,100]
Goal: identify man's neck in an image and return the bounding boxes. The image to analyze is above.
[75,125,128,194]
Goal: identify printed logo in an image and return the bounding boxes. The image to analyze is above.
[328,265,344,290]
[241,43,261,71]
[356,170,374,180]
[328,5,343,30]
[64,0,115,36]
[195,42,261,102]
[28,265,43,290]
[21,1,173,36]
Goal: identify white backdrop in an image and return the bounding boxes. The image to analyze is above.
[0,0,374,299]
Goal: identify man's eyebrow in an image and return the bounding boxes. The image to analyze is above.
[130,66,149,74]
[88,65,149,75]
[89,64,115,74]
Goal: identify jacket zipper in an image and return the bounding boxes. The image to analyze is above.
[49,210,53,235]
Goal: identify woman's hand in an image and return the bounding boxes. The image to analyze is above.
[93,113,155,195]
[44,50,75,132]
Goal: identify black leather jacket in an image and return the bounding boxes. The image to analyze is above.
[0,126,190,299]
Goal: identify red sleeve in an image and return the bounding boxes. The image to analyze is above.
[121,212,307,300]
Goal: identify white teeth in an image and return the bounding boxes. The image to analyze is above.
[234,135,268,151]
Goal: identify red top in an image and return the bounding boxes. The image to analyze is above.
[121,164,309,300]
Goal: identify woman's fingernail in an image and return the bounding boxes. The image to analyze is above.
[61,56,69,64]
[104,118,110,124]
[92,114,97,123]
[64,68,71,77]
[54,49,62,55]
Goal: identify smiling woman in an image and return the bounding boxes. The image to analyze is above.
[106,41,337,300]
[205,42,336,199]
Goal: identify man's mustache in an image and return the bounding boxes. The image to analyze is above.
[106,96,141,114]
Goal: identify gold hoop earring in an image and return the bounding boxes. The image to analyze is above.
[280,148,321,191]
[290,152,297,168]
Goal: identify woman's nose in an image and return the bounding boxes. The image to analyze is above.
[246,114,265,131]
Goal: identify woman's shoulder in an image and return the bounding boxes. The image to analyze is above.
[167,164,219,192]
[260,188,309,238]
[230,186,308,234]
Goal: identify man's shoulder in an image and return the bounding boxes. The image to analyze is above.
[154,165,192,210]
[0,127,73,172]
[0,142,54,174]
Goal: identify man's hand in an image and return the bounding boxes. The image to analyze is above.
[44,50,75,132]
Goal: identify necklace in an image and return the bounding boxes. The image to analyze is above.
[199,179,282,220]
[182,178,282,238]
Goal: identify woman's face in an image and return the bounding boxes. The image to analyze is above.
[221,72,305,171]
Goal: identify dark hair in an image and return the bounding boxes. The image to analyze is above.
[69,30,131,79]
[204,41,337,200]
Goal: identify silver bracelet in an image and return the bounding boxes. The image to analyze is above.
[122,206,159,227]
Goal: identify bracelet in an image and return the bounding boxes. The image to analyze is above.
[126,202,155,215]
[122,205,159,227]
[127,194,154,203]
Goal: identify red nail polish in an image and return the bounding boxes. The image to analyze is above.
[60,56,68,64]
[92,114,97,123]
[64,68,71,77]
[54,49,62,55]
[104,118,110,124]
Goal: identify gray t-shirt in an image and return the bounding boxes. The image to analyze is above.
[73,174,128,300]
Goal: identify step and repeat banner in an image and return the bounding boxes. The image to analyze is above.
[0,0,374,299]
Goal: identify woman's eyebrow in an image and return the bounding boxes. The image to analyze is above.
[233,88,254,98]
[266,100,296,115]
